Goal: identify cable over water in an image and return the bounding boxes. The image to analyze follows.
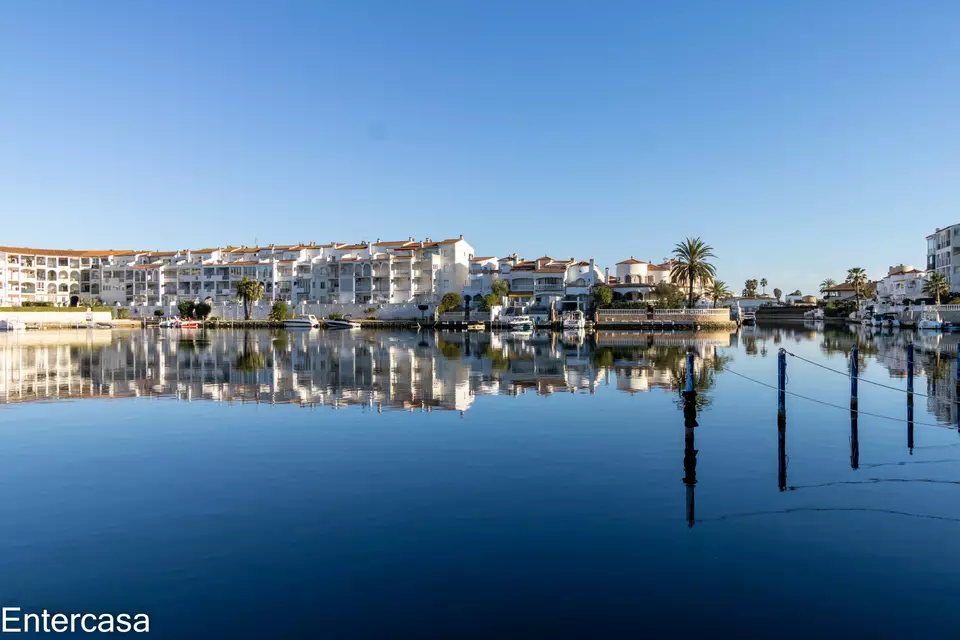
[716,364,950,429]
[782,348,960,404]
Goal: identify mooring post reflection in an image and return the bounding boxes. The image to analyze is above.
[682,350,698,528]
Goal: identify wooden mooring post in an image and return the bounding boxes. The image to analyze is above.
[849,344,860,469]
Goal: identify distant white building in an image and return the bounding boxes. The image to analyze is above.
[875,264,927,303]
[927,226,959,291]
[0,236,475,308]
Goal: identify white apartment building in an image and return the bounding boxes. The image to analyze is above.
[875,264,927,303]
[927,225,960,293]
[607,258,672,301]
[0,236,475,308]
[499,256,604,313]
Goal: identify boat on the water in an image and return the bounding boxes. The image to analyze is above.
[562,310,586,330]
[880,313,900,328]
[283,314,320,329]
[916,309,943,331]
[0,319,26,332]
[741,311,756,325]
[178,319,200,329]
[326,317,361,329]
[509,315,534,331]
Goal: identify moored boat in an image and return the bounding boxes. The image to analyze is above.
[916,309,943,331]
[0,319,27,332]
[283,314,321,329]
[561,310,585,330]
[509,315,534,331]
[326,316,361,329]
[741,311,756,325]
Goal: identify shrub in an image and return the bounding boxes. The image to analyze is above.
[366,315,377,320]
[194,301,212,320]
[205,316,219,326]
[117,308,130,320]
[365,307,376,314]
[592,285,613,307]
[268,301,290,322]
[154,310,165,317]
[177,300,196,319]
[328,313,345,321]
[438,292,462,313]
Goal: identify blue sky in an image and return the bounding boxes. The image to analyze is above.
[2,0,958,295]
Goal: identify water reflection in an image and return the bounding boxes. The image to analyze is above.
[0,329,732,411]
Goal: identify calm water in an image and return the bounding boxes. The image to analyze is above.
[1,324,958,637]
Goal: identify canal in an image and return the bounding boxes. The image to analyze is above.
[0,324,957,637]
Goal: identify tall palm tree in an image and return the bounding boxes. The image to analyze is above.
[236,277,265,320]
[845,268,868,302]
[707,280,732,307]
[819,278,837,293]
[670,237,717,309]
[924,271,949,305]
[760,278,768,295]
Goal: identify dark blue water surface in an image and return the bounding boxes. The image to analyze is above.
[0,325,958,637]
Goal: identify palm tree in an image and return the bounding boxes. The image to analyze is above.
[845,268,868,302]
[924,271,949,305]
[819,278,837,293]
[236,277,265,320]
[773,287,782,303]
[760,278,768,295]
[707,280,732,307]
[670,237,717,309]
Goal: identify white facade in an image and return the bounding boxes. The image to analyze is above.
[927,226,960,291]
[0,237,474,309]
[876,265,927,303]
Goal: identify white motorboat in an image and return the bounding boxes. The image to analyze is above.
[741,311,756,325]
[283,314,320,329]
[803,308,825,321]
[881,313,900,328]
[0,319,26,332]
[916,309,943,331]
[561,310,585,330]
[871,314,883,327]
[326,317,361,329]
[509,315,534,331]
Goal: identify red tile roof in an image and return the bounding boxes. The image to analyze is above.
[616,258,646,265]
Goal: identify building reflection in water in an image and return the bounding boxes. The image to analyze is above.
[0,329,733,411]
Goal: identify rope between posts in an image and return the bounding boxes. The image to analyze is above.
[781,349,949,401]
[717,364,948,429]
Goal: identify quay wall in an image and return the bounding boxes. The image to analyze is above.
[0,311,113,325]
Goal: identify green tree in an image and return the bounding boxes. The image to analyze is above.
[924,271,950,304]
[652,281,686,309]
[479,293,501,311]
[743,279,759,296]
[773,287,782,303]
[592,284,613,307]
[268,300,290,321]
[491,278,509,299]
[760,278,768,295]
[670,237,717,308]
[845,267,868,302]
[194,301,212,320]
[236,277,265,320]
[177,299,196,319]
[819,278,837,293]
[707,280,732,307]
[790,289,802,296]
[438,292,462,313]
